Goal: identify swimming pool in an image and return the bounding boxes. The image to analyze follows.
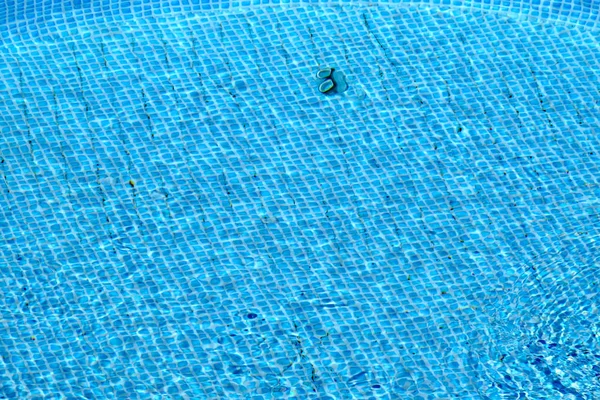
[1,0,599,398]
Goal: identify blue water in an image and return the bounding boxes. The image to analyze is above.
[1,0,600,399]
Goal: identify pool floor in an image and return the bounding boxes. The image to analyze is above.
[0,1,600,398]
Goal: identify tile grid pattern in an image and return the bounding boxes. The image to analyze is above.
[2,0,600,40]
[0,2,600,400]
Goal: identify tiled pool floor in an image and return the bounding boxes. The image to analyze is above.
[1,1,600,399]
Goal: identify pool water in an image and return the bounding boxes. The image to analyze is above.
[1,0,600,399]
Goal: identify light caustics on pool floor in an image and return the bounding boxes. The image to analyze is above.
[0,0,600,399]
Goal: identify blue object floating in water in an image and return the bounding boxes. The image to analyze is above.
[316,66,348,95]
[316,67,333,79]
[319,79,335,93]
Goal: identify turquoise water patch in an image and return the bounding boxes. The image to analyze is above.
[474,233,600,398]
[0,0,600,399]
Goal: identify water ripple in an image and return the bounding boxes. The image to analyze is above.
[473,238,600,399]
